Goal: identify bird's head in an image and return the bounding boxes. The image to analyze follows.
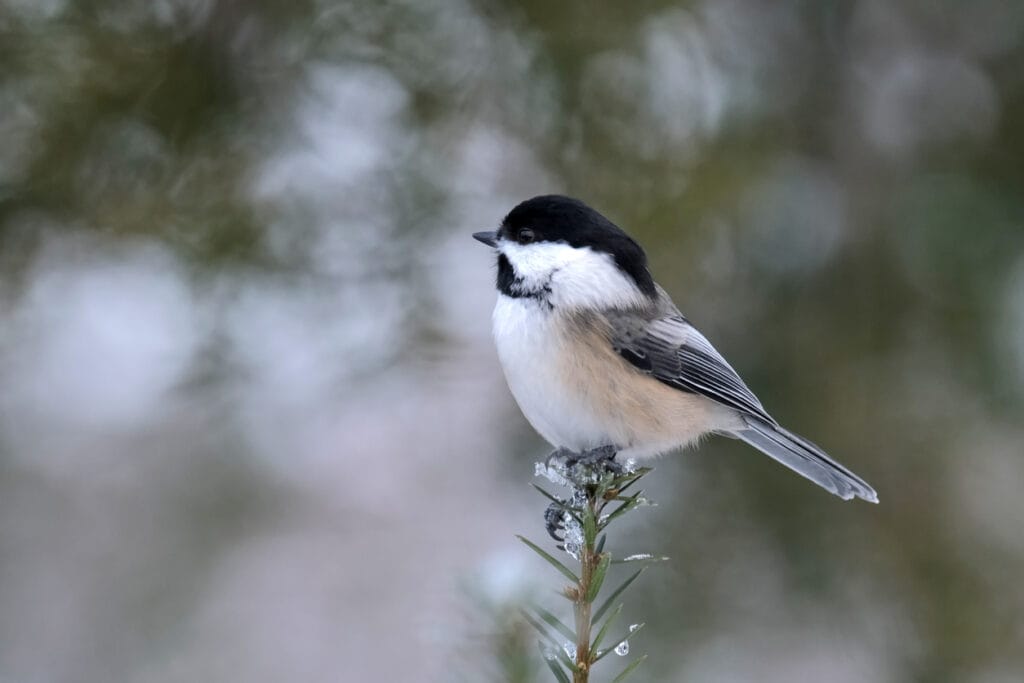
[473,195,656,310]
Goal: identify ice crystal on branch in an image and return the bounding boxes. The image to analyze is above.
[518,449,660,683]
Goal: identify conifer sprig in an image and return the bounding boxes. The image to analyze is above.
[520,455,663,683]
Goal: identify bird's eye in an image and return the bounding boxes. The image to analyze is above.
[518,228,535,244]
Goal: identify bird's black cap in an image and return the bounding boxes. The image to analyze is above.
[499,195,656,298]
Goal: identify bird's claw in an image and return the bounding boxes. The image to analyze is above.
[558,444,622,474]
[545,447,575,468]
[541,445,621,539]
[544,502,565,541]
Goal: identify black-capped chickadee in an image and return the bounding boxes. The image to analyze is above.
[474,195,877,503]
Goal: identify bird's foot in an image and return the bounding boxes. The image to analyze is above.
[544,503,565,542]
[539,446,621,541]
[562,444,622,474]
[544,447,576,469]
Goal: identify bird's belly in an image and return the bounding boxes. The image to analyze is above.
[492,297,725,455]
[493,298,613,451]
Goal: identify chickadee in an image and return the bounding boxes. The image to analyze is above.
[474,195,877,503]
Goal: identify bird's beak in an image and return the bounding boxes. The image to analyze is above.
[473,231,498,247]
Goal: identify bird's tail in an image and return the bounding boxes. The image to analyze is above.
[729,416,878,503]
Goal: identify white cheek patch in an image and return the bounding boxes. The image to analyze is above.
[500,241,575,284]
[500,240,649,310]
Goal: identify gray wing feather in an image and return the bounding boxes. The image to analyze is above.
[606,302,879,503]
[607,308,775,424]
[735,416,878,501]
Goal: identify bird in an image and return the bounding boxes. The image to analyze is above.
[473,194,877,503]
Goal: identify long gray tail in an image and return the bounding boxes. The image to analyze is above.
[729,416,878,503]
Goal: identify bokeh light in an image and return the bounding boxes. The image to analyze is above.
[1,1,1023,681]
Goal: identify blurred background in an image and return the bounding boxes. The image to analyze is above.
[1,1,1023,681]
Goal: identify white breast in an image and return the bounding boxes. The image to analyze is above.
[492,294,734,459]
[492,295,614,451]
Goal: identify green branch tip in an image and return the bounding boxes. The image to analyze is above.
[521,451,663,682]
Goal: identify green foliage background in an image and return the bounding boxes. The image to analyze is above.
[1,1,1023,681]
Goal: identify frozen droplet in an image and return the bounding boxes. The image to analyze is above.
[535,461,571,487]
[622,553,653,562]
[562,513,583,560]
[623,458,638,473]
[563,641,577,661]
[615,640,630,656]
[629,623,640,632]
[543,646,558,662]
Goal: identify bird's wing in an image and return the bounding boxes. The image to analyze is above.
[605,306,776,425]
[605,302,879,503]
